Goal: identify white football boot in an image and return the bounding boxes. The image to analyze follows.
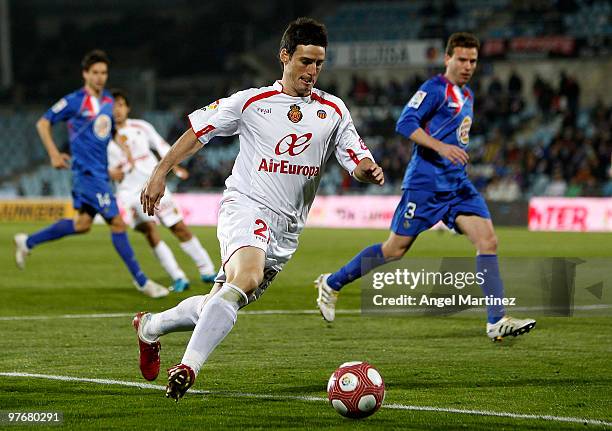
[135,280,170,299]
[487,316,536,341]
[14,233,30,270]
[315,273,339,322]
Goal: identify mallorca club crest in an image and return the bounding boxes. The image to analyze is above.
[287,104,303,123]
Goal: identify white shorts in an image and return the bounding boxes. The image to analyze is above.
[215,192,300,302]
[118,188,183,229]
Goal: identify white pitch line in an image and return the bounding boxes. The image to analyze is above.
[0,310,360,321]
[1,372,610,427]
[0,313,134,321]
[0,304,609,322]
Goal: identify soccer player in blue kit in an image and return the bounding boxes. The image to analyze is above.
[14,49,169,299]
[316,33,536,341]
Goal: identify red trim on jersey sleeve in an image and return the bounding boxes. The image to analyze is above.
[102,96,113,104]
[346,149,361,165]
[310,93,342,118]
[187,115,216,139]
[194,124,216,138]
[242,90,281,112]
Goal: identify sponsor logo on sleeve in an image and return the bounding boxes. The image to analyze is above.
[201,100,219,111]
[407,90,427,109]
[51,98,68,113]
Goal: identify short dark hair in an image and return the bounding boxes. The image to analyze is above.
[279,17,328,57]
[111,89,129,106]
[81,49,110,71]
[445,32,480,56]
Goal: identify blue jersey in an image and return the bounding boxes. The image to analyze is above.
[396,74,474,191]
[43,88,114,180]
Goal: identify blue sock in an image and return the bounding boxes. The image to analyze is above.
[111,232,147,287]
[327,243,385,291]
[26,219,76,249]
[477,254,505,324]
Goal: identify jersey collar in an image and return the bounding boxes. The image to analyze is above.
[440,74,471,100]
[274,80,313,101]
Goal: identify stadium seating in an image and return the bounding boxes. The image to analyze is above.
[323,0,611,41]
[0,112,66,179]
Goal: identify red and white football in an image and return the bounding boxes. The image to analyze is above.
[327,361,385,419]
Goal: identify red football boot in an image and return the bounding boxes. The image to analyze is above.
[132,312,161,381]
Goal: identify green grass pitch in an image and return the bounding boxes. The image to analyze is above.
[1,222,611,430]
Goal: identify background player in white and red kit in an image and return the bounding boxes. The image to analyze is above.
[134,17,384,401]
[107,90,217,292]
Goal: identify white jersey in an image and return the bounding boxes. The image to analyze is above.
[107,118,171,194]
[188,81,374,230]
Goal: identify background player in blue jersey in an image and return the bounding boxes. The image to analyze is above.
[316,33,535,341]
[13,49,169,299]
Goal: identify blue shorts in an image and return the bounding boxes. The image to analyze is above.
[390,182,490,237]
[72,175,119,220]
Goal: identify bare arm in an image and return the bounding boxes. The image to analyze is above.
[141,128,203,215]
[172,165,190,180]
[353,158,384,186]
[36,118,71,169]
[409,128,469,165]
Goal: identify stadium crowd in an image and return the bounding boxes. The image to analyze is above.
[175,71,611,200]
[2,1,610,201]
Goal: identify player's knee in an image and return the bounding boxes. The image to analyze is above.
[138,223,158,246]
[110,225,126,234]
[171,222,192,241]
[75,224,91,234]
[226,268,263,295]
[74,219,92,233]
[477,234,498,254]
[109,217,127,233]
[145,231,159,247]
[382,242,408,260]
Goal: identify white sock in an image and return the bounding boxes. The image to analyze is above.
[153,240,186,281]
[179,236,215,275]
[181,283,247,375]
[144,294,210,341]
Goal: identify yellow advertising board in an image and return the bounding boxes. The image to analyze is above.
[0,199,75,222]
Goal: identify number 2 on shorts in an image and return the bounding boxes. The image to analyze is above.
[254,219,268,240]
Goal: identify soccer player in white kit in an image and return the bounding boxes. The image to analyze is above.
[135,17,385,401]
[107,90,217,292]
